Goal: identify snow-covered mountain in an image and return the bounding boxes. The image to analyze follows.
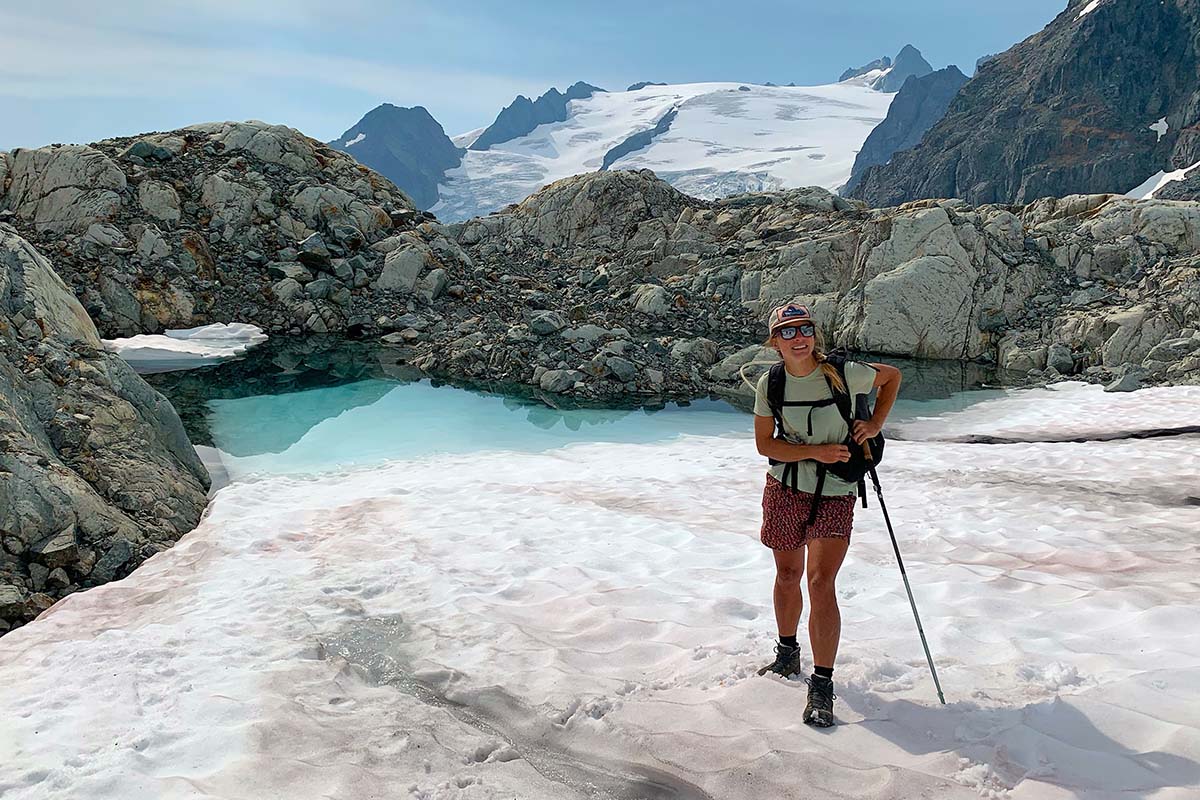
[431,78,896,221]
[328,46,941,219]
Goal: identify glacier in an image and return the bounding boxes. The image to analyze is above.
[432,79,895,222]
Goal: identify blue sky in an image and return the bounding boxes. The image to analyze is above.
[0,0,1065,150]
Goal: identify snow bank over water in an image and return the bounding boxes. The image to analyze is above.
[1,386,1198,798]
[103,323,268,373]
[892,381,1200,440]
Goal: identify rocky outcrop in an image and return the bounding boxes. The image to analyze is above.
[0,224,210,634]
[3,145,127,234]
[469,82,604,152]
[413,171,1199,401]
[329,104,463,210]
[0,121,427,340]
[976,53,999,71]
[850,0,1200,206]
[842,66,968,195]
[5,122,1197,412]
[460,169,691,250]
[1153,165,1200,200]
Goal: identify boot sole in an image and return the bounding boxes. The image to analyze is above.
[757,664,802,677]
[803,710,835,727]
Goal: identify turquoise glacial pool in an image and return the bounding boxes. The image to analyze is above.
[145,337,1007,480]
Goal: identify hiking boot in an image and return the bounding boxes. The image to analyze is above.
[803,674,836,727]
[757,643,803,678]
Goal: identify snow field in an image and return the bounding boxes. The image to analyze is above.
[612,83,894,197]
[1,384,1198,798]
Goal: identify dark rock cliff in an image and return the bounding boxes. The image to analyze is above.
[849,0,1200,206]
[842,66,968,195]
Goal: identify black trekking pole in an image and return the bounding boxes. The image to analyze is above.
[867,466,946,705]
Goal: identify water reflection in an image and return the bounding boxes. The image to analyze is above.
[144,336,1012,479]
[204,382,739,478]
[717,355,1011,415]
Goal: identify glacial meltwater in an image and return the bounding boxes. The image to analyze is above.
[143,337,1012,482]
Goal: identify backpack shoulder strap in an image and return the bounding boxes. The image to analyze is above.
[767,361,787,433]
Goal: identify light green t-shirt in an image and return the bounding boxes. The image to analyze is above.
[753,361,878,495]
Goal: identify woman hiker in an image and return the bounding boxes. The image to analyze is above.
[751,302,902,727]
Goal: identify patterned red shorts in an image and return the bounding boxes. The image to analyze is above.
[760,475,856,551]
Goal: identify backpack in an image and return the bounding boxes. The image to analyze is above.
[765,351,885,525]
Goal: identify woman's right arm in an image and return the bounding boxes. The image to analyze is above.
[754,415,850,463]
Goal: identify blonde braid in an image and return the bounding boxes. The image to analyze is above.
[813,331,847,393]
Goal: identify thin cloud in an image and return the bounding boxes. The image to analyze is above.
[0,6,558,141]
[1,12,542,100]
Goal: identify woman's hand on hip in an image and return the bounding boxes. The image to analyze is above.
[851,419,882,444]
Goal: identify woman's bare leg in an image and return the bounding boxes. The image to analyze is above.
[772,548,806,639]
[806,537,850,668]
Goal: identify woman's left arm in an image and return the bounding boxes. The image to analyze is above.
[851,363,902,444]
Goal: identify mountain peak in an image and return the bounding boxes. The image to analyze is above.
[565,81,605,98]
[355,104,438,126]
[876,45,934,92]
[839,45,932,92]
[840,56,892,83]
[329,103,462,209]
[470,82,605,152]
[842,64,969,194]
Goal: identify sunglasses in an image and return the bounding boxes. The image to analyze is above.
[777,324,815,340]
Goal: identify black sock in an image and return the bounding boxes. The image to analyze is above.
[779,635,798,648]
[813,665,834,679]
